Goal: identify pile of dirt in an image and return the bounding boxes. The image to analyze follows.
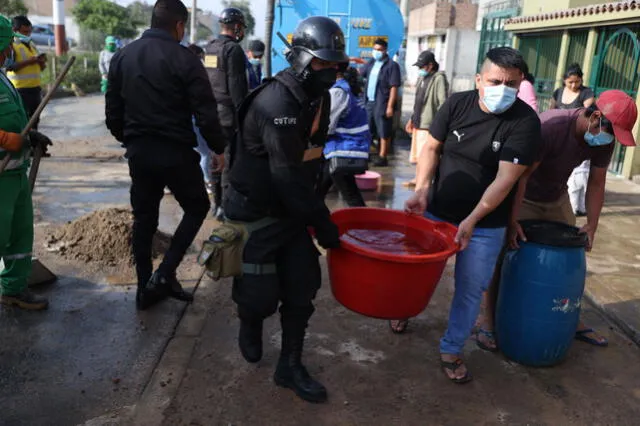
[45,208,172,267]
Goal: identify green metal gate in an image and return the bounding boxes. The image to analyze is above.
[590,27,640,174]
[518,32,563,112]
[476,8,520,72]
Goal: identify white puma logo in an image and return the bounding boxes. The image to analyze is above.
[453,130,465,142]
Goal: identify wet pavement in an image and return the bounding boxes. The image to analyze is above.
[581,176,640,344]
[1,94,640,425]
[147,262,640,426]
[1,95,207,426]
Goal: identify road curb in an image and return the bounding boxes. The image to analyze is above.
[583,289,640,346]
[127,274,220,426]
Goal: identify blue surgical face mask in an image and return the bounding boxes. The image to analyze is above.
[372,50,384,61]
[249,58,261,66]
[584,118,615,146]
[18,34,31,43]
[418,69,430,77]
[482,84,518,114]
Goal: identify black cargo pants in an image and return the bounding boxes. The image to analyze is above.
[232,219,322,331]
[128,148,210,287]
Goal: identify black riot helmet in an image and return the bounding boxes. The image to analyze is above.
[219,7,246,27]
[288,16,349,75]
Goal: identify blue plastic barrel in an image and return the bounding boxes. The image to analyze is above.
[496,220,588,367]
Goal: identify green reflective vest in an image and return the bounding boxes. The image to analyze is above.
[0,72,29,173]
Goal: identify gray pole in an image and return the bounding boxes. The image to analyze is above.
[190,0,197,44]
[264,0,275,78]
[400,0,409,34]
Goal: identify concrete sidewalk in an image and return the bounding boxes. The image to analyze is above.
[125,160,640,426]
[129,262,640,426]
[583,175,640,344]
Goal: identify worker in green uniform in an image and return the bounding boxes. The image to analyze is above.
[0,15,50,310]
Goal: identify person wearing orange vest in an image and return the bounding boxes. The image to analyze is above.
[6,16,46,131]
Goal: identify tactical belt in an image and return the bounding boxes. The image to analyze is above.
[227,216,279,276]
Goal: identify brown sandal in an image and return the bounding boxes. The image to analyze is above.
[388,319,409,334]
[440,358,473,384]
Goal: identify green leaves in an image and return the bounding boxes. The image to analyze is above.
[72,0,142,39]
[0,0,29,17]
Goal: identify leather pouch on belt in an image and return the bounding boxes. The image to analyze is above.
[197,223,247,280]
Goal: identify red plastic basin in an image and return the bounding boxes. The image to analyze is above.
[328,208,458,319]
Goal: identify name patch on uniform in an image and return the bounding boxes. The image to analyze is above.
[273,117,297,126]
[204,55,218,68]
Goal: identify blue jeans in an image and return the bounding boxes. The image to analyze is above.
[193,121,212,184]
[425,212,505,355]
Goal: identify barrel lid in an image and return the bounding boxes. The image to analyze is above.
[519,220,588,248]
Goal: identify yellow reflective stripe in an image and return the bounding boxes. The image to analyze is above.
[3,252,32,260]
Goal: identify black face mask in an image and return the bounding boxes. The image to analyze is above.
[305,68,338,97]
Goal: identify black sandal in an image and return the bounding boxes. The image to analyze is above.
[476,328,499,352]
[388,319,409,334]
[440,358,473,384]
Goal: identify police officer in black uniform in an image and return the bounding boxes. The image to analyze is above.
[106,0,227,310]
[204,7,248,220]
[223,16,348,403]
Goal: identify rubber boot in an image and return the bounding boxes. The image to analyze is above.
[160,273,194,302]
[136,272,169,310]
[238,312,263,363]
[274,325,327,403]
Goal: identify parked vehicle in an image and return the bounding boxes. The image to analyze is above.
[31,24,75,48]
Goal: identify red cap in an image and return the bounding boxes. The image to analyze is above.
[596,90,638,147]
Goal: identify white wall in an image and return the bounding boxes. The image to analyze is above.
[405,36,421,87]
[442,28,480,93]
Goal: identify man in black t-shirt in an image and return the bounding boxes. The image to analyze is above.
[404,47,541,383]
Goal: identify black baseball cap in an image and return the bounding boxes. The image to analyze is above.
[248,39,265,56]
[414,50,435,67]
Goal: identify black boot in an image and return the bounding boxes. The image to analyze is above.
[238,315,263,363]
[274,328,327,403]
[136,273,170,310]
[161,273,194,302]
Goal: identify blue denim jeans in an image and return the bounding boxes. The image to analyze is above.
[425,212,505,355]
[193,120,212,184]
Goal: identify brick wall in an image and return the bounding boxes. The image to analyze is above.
[409,3,437,35]
[454,1,479,30]
[410,0,435,10]
[409,0,479,33]
[434,0,453,29]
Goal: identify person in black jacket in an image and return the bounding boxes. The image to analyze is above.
[204,7,248,220]
[106,0,227,310]
[223,16,348,403]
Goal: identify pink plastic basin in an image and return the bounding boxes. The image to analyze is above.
[355,171,381,191]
